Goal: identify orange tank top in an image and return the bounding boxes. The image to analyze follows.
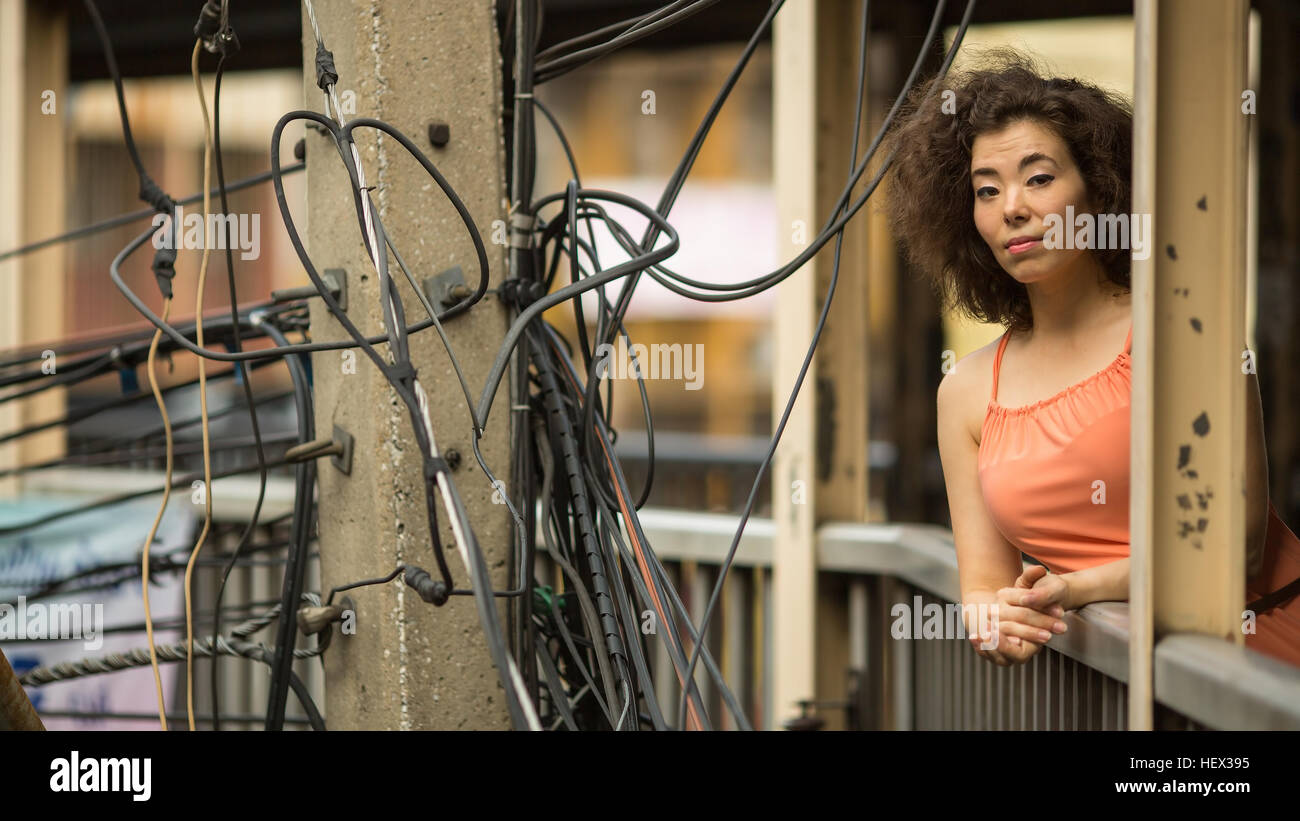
[978,321,1300,667]
[978,322,1134,575]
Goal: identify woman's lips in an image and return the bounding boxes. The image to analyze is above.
[1007,238,1041,255]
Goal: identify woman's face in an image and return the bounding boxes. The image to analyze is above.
[970,118,1093,284]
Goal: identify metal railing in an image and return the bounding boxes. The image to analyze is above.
[628,509,1300,730]
[15,469,321,731]
[17,467,1299,730]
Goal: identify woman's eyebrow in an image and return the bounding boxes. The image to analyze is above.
[970,152,1060,179]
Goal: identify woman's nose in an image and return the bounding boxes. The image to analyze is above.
[1002,188,1030,225]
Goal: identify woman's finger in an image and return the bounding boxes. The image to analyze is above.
[997,619,1059,644]
[971,638,1010,666]
[1000,633,1044,663]
[1015,564,1048,588]
[981,650,1011,667]
[998,604,1067,635]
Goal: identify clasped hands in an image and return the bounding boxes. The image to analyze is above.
[965,565,1071,666]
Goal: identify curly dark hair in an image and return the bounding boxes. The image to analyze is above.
[881,49,1133,333]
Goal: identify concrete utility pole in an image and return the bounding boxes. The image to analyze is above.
[301,1,514,730]
[0,647,44,731]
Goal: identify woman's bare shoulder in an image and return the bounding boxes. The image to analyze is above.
[937,334,1004,443]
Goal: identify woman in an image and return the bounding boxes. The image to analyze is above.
[883,50,1300,668]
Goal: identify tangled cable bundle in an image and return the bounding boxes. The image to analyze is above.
[0,0,979,731]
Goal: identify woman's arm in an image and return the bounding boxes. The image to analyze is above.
[937,359,1058,663]
[935,362,1024,602]
[1057,558,1128,611]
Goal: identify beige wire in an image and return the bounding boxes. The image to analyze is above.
[185,39,217,732]
[140,299,175,731]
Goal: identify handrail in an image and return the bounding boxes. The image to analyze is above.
[637,507,1300,730]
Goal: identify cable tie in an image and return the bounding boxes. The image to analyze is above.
[424,457,449,479]
[514,92,534,100]
[386,361,417,384]
[315,44,339,91]
[507,211,536,248]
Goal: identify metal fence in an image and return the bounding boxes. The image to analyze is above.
[634,510,1300,731]
[19,465,1299,730]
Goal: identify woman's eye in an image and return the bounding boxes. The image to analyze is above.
[1028,174,1054,186]
[975,186,997,199]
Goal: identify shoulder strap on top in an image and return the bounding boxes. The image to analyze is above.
[1245,498,1300,614]
[991,330,1011,403]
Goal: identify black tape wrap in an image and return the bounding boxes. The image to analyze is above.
[151,245,177,300]
[149,200,178,301]
[315,45,339,91]
[403,565,445,604]
[423,457,449,479]
[386,361,417,385]
[139,176,175,215]
[193,1,222,41]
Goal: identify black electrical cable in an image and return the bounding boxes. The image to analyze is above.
[527,100,621,452]
[0,299,297,375]
[675,0,978,728]
[538,322,746,728]
[505,2,541,713]
[0,162,304,265]
[601,0,785,334]
[80,0,170,213]
[208,31,273,732]
[534,0,724,84]
[266,57,533,723]
[0,305,292,395]
[597,0,954,307]
[105,113,493,367]
[531,348,628,721]
[535,0,691,63]
[325,566,405,606]
[0,453,294,539]
[0,356,283,452]
[501,0,945,730]
[531,322,711,729]
[0,431,296,480]
[257,319,317,731]
[55,0,964,732]
[476,189,679,433]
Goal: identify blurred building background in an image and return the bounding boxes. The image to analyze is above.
[16,4,1294,525]
[3,0,1298,732]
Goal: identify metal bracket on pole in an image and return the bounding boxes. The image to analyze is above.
[422,265,470,312]
[322,269,347,311]
[284,424,354,476]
